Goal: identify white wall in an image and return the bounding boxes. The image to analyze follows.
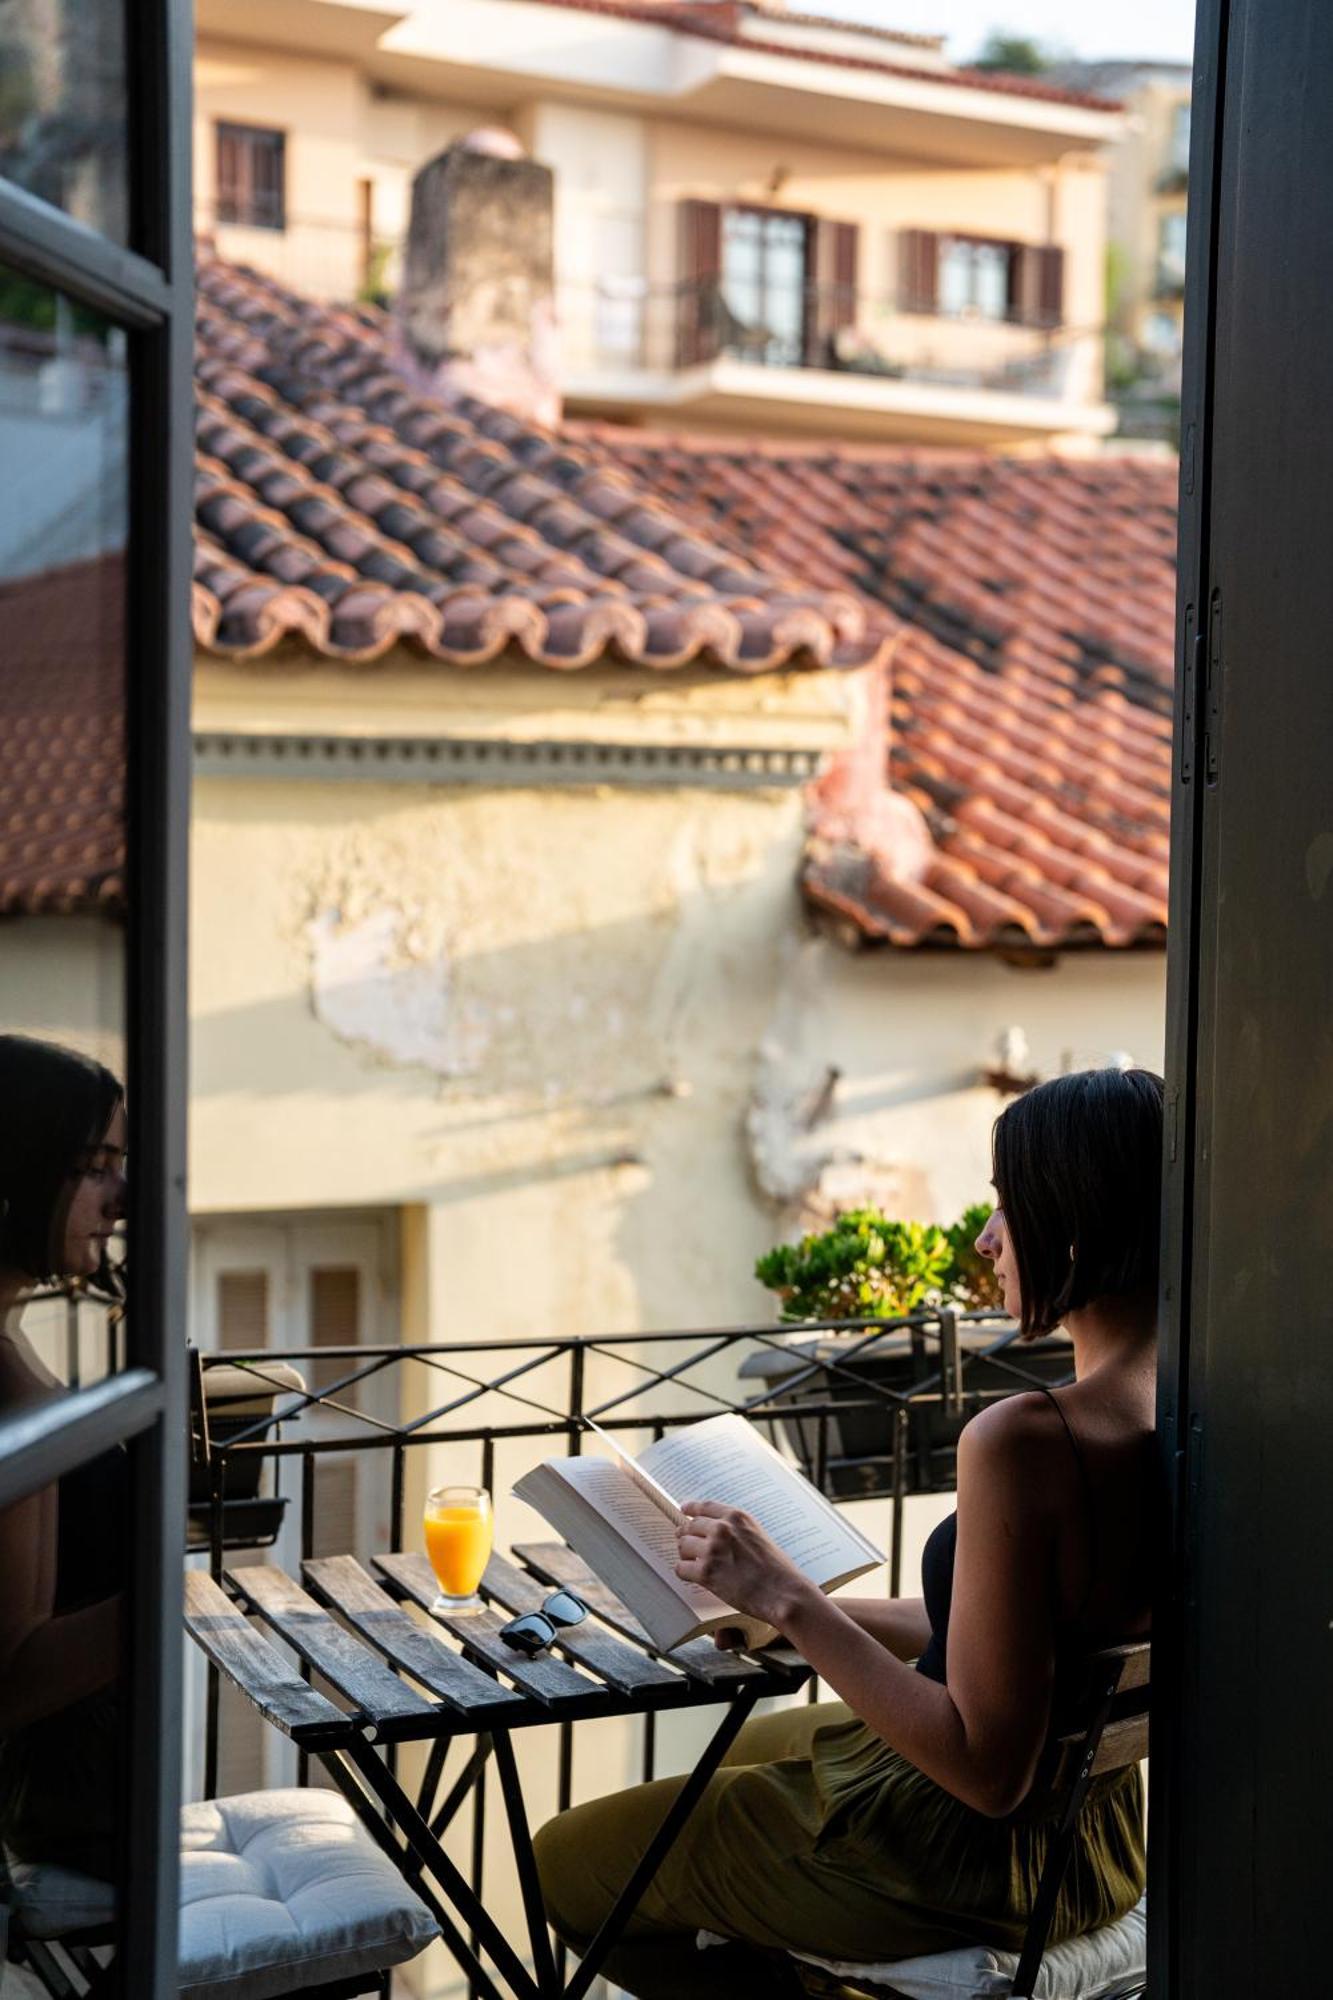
[752,936,1166,1223]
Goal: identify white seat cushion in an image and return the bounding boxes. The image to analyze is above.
[178,1789,438,2000]
[6,1789,438,1994]
[783,1896,1147,1999]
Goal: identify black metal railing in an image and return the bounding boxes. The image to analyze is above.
[188,1312,1072,1790]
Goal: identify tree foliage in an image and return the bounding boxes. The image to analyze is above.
[973,32,1052,75]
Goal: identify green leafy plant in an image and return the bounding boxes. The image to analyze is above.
[943,1202,1005,1310]
[756,1202,1005,1322]
[756,1211,953,1322]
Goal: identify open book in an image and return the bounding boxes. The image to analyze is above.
[512,1412,882,1653]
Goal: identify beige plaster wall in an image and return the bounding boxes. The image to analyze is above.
[194,37,488,298]
[752,935,1166,1223]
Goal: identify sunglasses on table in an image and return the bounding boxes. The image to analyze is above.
[497,1589,588,1657]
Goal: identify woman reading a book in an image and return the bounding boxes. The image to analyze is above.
[534,1068,1159,1998]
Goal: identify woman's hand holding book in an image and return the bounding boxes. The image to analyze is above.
[674,1500,819,1636]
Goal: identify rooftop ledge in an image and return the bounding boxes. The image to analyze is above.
[562,358,1120,447]
[214,0,1126,165]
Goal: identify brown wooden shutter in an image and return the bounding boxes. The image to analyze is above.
[1015,243,1065,328]
[1036,244,1064,328]
[309,1266,360,1400]
[897,228,939,315]
[216,124,240,225]
[807,217,858,364]
[218,1270,269,1350]
[677,198,723,365]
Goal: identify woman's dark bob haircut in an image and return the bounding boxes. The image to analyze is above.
[0,1035,124,1287]
[992,1067,1165,1339]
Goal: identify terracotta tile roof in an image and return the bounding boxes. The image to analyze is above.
[574,429,1177,950]
[0,554,125,916]
[192,255,883,674]
[510,0,1123,109]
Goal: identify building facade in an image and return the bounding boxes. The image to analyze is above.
[1054,57,1192,432]
[194,0,1124,447]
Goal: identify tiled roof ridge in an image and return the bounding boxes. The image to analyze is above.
[740,2,943,53]
[577,419,1176,951]
[193,253,884,673]
[506,0,1125,109]
[0,552,125,917]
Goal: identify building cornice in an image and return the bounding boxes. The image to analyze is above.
[193,728,823,788]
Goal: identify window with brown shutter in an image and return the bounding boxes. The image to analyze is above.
[678,200,857,370]
[216,122,286,230]
[900,230,1063,329]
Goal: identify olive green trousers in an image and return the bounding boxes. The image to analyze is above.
[533,1700,1145,2000]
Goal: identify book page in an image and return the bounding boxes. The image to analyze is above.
[555,1456,725,1617]
[582,1419,685,1524]
[640,1415,882,1587]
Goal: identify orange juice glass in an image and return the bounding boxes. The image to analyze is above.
[424,1484,493,1612]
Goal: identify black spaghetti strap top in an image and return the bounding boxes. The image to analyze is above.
[915,1388,1097,1687]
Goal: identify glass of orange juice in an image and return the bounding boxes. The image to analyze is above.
[423,1483,493,1613]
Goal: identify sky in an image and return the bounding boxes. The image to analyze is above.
[800,1,1197,66]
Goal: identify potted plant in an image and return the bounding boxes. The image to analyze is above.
[743,1204,1069,1498]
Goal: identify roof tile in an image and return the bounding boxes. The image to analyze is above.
[574,422,1177,948]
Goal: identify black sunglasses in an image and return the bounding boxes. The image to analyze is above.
[497,1589,588,1657]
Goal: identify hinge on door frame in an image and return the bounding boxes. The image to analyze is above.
[1180,602,1198,785]
[1205,588,1223,785]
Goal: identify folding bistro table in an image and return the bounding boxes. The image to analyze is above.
[184,1543,809,2000]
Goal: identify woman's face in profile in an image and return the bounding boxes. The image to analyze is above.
[976,1205,1020,1320]
[60,1103,127,1279]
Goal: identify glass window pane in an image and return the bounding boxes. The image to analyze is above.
[0,261,131,1976]
[0,0,128,243]
[938,239,970,317]
[0,265,128,1390]
[974,243,1010,321]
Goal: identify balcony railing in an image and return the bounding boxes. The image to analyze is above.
[193,206,1101,406]
[188,1313,1072,1779]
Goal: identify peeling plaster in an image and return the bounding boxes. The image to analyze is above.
[746,938,932,1224]
[305,905,489,1078]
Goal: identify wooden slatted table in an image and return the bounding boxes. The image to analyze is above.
[184,1542,808,2000]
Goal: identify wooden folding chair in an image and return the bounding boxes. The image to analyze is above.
[792,1640,1150,2000]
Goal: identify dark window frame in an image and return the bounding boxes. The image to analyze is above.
[0,0,193,1990]
[215,121,287,232]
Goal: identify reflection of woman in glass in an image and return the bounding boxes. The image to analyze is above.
[0,1035,127,1878]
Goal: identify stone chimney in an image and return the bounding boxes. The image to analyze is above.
[394,128,559,430]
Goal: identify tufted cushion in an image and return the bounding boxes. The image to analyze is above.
[785,1897,1147,2000]
[178,1789,438,2000]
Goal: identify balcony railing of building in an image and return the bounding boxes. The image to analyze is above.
[187,1313,1074,1829]
[193,206,1104,406]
